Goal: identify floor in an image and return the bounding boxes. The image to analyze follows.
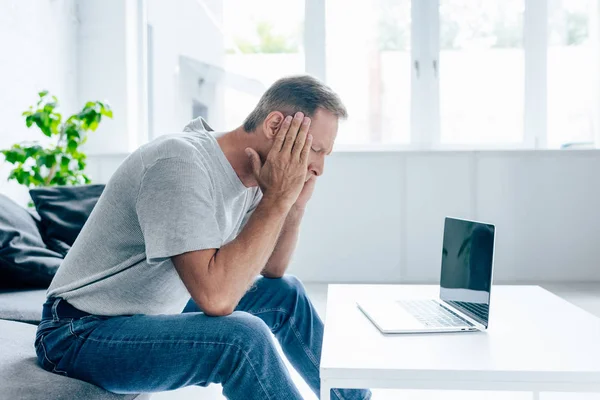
[153,283,600,400]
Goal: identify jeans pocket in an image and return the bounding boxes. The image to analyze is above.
[68,315,107,339]
[35,334,68,376]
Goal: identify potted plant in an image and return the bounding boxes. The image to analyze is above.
[1,91,113,188]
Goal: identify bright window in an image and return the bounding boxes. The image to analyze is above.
[439,0,525,145]
[326,0,411,145]
[547,0,597,148]
[152,0,599,149]
[222,0,305,129]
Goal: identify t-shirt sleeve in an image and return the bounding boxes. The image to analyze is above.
[136,158,222,264]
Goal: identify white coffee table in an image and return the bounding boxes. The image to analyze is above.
[320,285,600,400]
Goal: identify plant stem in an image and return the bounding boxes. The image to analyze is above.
[44,164,57,185]
[44,125,67,186]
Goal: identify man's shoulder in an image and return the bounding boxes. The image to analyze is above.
[139,132,210,168]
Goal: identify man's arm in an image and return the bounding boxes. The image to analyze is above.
[261,206,304,278]
[173,113,313,316]
[262,172,317,278]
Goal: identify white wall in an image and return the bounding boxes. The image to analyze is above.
[85,150,600,284]
[78,0,148,156]
[0,0,79,204]
[147,0,224,137]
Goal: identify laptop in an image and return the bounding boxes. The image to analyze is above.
[357,217,496,334]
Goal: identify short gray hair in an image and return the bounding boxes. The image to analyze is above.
[243,75,348,132]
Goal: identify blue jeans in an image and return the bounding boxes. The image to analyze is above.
[35,275,371,399]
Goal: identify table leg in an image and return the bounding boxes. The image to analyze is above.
[532,391,540,400]
[321,379,331,400]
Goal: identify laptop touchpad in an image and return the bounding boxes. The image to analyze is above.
[358,300,425,332]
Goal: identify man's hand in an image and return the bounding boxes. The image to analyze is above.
[246,112,312,211]
[293,175,317,211]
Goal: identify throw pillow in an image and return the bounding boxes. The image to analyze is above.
[29,184,105,256]
[0,194,63,288]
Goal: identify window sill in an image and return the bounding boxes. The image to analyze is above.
[332,144,600,153]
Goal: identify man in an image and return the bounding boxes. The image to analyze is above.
[36,75,371,400]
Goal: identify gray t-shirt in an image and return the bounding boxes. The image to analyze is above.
[47,118,262,316]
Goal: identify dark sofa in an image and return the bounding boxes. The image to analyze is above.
[0,187,150,399]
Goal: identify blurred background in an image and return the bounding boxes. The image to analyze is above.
[1,0,599,286]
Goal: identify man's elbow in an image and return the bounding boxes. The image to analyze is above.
[261,269,285,279]
[203,304,235,317]
[196,295,235,317]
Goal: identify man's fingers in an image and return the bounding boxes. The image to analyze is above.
[245,148,262,178]
[292,117,311,160]
[282,112,304,153]
[272,116,292,153]
[300,134,313,165]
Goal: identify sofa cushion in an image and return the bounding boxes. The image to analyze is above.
[0,319,150,400]
[0,289,47,324]
[0,194,63,288]
[30,184,105,256]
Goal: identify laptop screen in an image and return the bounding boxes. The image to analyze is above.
[439,217,495,328]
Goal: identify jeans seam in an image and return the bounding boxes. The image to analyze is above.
[248,307,288,314]
[246,308,288,332]
[288,315,320,368]
[248,308,324,393]
[39,335,68,376]
[237,347,272,400]
[68,320,78,337]
[67,332,272,399]
[332,388,344,400]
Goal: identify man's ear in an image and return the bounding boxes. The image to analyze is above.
[262,111,285,140]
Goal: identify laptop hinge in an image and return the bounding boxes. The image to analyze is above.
[439,300,487,331]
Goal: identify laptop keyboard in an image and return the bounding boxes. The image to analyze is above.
[446,301,489,322]
[397,299,474,328]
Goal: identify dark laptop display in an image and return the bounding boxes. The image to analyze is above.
[439,217,495,328]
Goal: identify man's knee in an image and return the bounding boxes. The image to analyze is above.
[226,312,274,348]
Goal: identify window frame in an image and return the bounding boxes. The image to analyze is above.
[306,0,600,150]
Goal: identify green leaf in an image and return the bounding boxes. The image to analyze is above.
[24,145,43,158]
[32,170,44,186]
[14,168,31,186]
[98,102,113,119]
[45,154,56,168]
[31,112,52,137]
[43,103,56,113]
[38,90,49,98]
[25,115,33,128]
[3,148,26,164]
[64,124,81,140]
[67,140,78,153]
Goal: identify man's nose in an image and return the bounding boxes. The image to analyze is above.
[311,159,324,177]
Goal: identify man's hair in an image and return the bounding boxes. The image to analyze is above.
[243,75,348,132]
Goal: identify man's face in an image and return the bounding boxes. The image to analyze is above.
[302,108,338,181]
